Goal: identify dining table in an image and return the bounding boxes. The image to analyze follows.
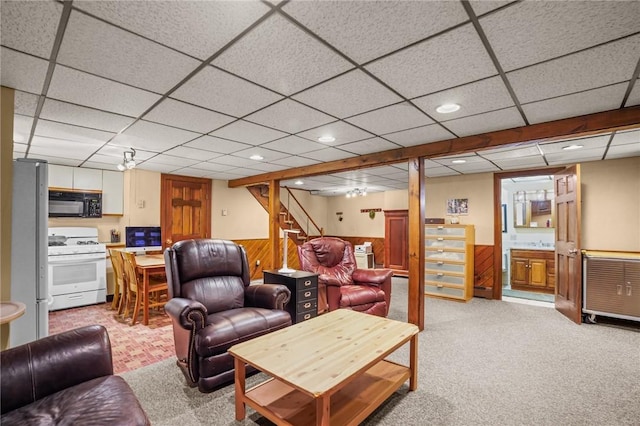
[134,253,166,326]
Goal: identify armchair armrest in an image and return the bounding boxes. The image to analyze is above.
[1,325,112,415]
[245,283,291,310]
[352,268,393,285]
[165,297,207,330]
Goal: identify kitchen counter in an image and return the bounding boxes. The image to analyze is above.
[509,245,554,251]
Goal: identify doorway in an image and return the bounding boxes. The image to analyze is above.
[494,168,563,303]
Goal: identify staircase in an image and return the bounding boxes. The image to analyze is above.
[246,184,323,245]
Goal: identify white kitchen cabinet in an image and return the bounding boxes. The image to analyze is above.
[101,170,124,215]
[73,168,102,190]
[48,164,73,188]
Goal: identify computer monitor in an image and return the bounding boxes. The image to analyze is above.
[124,226,162,254]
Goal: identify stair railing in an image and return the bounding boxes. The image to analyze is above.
[284,187,324,237]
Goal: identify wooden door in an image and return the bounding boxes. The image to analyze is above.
[511,256,528,286]
[384,210,408,273]
[554,165,582,324]
[161,174,212,250]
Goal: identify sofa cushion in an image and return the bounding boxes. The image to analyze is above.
[1,375,149,425]
[339,284,385,308]
[195,307,291,357]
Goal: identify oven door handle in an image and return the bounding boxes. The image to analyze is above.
[48,256,105,264]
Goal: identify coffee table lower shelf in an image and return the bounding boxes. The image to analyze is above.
[242,359,410,425]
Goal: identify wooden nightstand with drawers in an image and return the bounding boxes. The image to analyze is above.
[262,270,318,323]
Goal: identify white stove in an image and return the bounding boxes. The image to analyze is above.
[48,227,107,311]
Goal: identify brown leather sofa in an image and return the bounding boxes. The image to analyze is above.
[164,238,292,393]
[0,324,149,425]
[297,237,393,317]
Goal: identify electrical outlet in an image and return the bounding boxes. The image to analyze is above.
[256,260,260,266]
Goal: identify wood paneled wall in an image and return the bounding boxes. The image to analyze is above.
[474,245,495,299]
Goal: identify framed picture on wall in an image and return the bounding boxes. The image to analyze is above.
[447,198,468,215]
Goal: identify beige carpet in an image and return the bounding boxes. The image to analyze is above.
[122,279,640,425]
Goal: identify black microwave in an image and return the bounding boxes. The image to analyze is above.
[48,190,102,218]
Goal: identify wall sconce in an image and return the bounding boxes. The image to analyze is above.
[346,188,367,198]
[116,148,136,171]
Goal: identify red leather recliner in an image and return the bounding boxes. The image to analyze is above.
[297,237,393,317]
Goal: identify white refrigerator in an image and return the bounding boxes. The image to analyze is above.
[10,158,49,347]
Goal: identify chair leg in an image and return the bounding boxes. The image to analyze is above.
[130,292,142,326]
[111,280,120,310]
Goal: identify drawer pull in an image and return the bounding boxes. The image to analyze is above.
[304,291,311,298]
[437,261,444,265]
[437,284,444,288]
[304,313,311,320]
[304,302,312,309]
[304,280,312,286]
[437,226,444,229]
[437,273,444,277]
[437,249,444,253]
[437,237,444,241]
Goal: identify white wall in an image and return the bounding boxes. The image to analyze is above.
[211,180,269,239]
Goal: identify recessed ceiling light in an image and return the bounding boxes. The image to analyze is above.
[249,154,264,160]
[294,180,304,185]
[318,135,335,143]
[562,144,583,151]
[451,159,466,164]
[436,103,461,114]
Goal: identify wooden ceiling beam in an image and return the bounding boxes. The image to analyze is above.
[228,105,640,188]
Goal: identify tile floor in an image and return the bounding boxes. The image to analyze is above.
[48,302,174,374]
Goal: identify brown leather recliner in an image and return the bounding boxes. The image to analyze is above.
[297,237,393,317]
[1,325,150,425]
[164,239,292,393]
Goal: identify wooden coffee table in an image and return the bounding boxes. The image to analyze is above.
[229,309,419,425]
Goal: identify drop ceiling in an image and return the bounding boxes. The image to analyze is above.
[3,0,639,197]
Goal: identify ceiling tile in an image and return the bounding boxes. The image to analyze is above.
[245,162,290,173]
[607,129,640,159]
[302,147,357,162]
[0,1,61,58]
[82,160,120,171]
[522,83,628,124]
[186,161,238,173]
[14,91,39,116]
[481,144,541,161]
[95,144,156,161]
[625,79,640,107]
[425,167,460,177]
[140,154,201,168]
[260,135,326,155]
[208,155,262,168]
[245,99,335,134]
[413,76,514,121]
[365,24,497,98]
[204,170,253,180]
[508,35,640,104]
[337,137,401,156]
[481,1,640,71]
[230,147,290,162]
[136,162,180,174]
[40,99,134,133]
[213,14,352,95]
[1,48,49,94]
[468,1,514,17]
[271,156,321,168]
[292,69,402,119]
[546,147,606,166]
[345,103,433,135]
[209,120,287,146]
[48,65,162,117]
[162,146,222,161]
[296,120,373,145]
[111,120,200,152]
[539,134,610,155]
[13,115,34,143]
[30,136,102,156]
[58,11,200,94]
[22,151,81,167]
[75,0,269,61]
[442,107,525,137]
[184,135,252,154]
[383,123,455,147]
[282,1,468,64]
[171,66,282,117]
[34,119,114,144]
[449,162,500,174]
[144,98,234,134]
[491,156,547,170]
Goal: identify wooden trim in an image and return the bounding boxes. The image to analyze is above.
[228,106,640,187]
[407,157,425,331]
[268,180,280,271]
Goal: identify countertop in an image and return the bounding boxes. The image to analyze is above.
[509,245,555,251]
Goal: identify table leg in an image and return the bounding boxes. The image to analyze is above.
[409,334,418,391]
[234,358,246,420]
[143,272,149,325]
[316,395,330,426]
